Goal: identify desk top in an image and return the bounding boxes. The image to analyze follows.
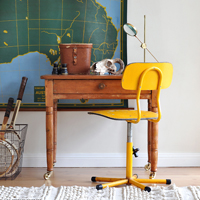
[40,75,122,80]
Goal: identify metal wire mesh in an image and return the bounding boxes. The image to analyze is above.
[0,124,28,180]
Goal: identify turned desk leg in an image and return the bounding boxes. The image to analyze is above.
[149,107,159,179]
[44,80,54,180]
[145,99,152,172]
[44,106,54,179]
[53,99,58,165]
[149,90,159,179]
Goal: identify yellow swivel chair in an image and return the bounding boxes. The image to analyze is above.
[88,62,173,192]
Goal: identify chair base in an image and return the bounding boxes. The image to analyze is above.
[91,122,171,192]
[91,175,171,192]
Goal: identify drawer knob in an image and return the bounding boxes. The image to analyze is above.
[98,83,105,90]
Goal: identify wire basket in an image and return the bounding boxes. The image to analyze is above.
[0,124,28,180]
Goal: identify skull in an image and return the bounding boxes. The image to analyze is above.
[90,58,124,75]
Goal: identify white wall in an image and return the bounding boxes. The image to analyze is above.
[1,0,200,167]
[127,0,200,154]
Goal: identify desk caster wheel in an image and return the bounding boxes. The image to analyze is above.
[44,171,53,180]
[144,163,151,171]
[149,172,156,179]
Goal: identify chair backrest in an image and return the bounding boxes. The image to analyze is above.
[122,63,173,90]
[121,63,173,123]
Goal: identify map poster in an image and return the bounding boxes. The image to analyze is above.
[0,0,127,110]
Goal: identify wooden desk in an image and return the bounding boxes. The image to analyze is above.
[40,75,159,179]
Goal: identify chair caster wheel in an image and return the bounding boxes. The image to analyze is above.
[96,184,103,190]
[44,171,53,180]
[133,174,138,178]
[149,172,156,179]
[144,163,151,171]
[144,186,151,192]
[91,177,96,182]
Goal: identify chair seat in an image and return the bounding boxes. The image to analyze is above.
[88,110,158,121]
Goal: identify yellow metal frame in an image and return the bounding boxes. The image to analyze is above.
[90,63,173,192]
[127,66,163,124]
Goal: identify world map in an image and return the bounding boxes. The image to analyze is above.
[0,0,126,108]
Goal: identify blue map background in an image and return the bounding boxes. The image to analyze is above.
[0,0,126,108]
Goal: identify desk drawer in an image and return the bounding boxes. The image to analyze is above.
[53,79,134,94]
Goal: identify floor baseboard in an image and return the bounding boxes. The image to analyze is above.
[22,153,200,167]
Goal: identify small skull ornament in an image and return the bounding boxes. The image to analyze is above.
[90,58,124,75]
